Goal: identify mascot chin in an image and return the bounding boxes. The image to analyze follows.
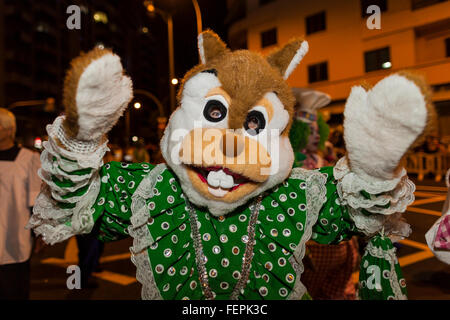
[28,30,435,300]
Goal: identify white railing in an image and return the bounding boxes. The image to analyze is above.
[404,152,449,182]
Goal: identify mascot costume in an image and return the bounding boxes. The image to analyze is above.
[28,30,435,300]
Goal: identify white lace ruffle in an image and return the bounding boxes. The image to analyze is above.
[334,157,414,238]
[287,168,327,300]
[52,116,102,154]
[47,116,108,166]
[334,156,403,192]
[27,179,100,245]
[129,164,167,300]
[26,117,108,245]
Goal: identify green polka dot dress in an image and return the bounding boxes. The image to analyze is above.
[80,162,403,300]
[134,167,311,300]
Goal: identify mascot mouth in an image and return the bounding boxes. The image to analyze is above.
[188,165,252,198]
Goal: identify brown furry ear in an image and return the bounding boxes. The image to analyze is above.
[198,30,229,64]
[266,39,309,80]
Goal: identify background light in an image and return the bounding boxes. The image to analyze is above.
[134,102,141,109]
[141,27,149,34]
[132,136,139,142]
[171,78,179,85]
[34,137,42,149]
[382,61,392,69]
[146,1,155,12]
[93,11,108,24]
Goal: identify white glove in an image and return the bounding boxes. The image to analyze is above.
[62,47,133,142]
[343,73,431,180]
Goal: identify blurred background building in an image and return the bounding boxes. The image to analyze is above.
[0,0,160,147]
[228,0,450,138]
[0,0,227,151]
[1,0,448,155]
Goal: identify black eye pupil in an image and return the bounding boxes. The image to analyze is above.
[248,117,259,128]
[204,100,227,122]
[210,108,222,118]
[244,110,266,135]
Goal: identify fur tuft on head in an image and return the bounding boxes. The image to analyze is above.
[198,29,230,64]
[267,38,308,80]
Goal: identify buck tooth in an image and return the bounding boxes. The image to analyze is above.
[207,171,220,188]
[208,186,228,198]
[206,169,234,189]
[221,173,234,189]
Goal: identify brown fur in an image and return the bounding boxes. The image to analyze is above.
[360,81,373,91]
[179,128,272,183]
[396,70,437,152]
[178,45,296,136]
[200,30,230,63]
[62,48,112,138]
[174,31,308,203]
[266,38,305,77]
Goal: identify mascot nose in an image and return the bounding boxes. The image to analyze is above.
[220,132,245,158]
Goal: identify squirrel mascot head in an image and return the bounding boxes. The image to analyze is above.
[160,30,309,216]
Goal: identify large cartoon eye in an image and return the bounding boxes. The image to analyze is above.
[203,100,227,122]
[244,110,266,135]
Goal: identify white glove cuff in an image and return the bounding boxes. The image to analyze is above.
[334,156,407,196]
[333,156,415,238]
[50,116,102,154]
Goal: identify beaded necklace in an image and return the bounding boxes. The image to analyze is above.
[186,196,262,300]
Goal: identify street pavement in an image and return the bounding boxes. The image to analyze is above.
[29,178,450,300]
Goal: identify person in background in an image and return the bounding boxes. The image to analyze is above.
[125,138,150,163]
[289,89,359,300]
[75,230,104,289]
[416,132,446,182]
[329,125,346,160]
[0,108,41,299]
[423,133,442,154]
[289,88,332,169]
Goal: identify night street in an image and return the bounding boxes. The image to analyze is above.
[28,178,450,300]
[1,0,450,304]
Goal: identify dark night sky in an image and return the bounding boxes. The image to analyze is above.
[146,0,229,80]
[117,0,230,145]
[172,0,228,77]
[3,0,230,147]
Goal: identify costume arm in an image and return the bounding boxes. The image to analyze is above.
[27,47,134,245]
[307,164,413,300]
[309,73,435,300]
[26,119,153,244]
[311,165,413,245]
[93,161,153,242]
[26,117,109,244]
